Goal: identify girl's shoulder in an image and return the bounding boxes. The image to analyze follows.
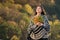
[41,15,46,18]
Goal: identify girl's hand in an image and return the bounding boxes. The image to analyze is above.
[36,22,43,26]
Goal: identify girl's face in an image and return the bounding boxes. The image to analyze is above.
[36,6,42,14]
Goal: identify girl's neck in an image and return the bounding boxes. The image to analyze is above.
[36,13,41,16]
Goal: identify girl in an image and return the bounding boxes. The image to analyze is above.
[27,5,50,40]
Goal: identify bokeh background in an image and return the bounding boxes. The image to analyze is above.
[0,0,60,40]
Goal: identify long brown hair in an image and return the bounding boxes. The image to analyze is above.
[34,5,46,15]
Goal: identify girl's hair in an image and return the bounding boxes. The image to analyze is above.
[34,5,46,15]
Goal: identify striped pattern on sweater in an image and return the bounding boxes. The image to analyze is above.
[30,25,47,40]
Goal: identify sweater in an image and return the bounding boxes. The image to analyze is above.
[27,15,50,39]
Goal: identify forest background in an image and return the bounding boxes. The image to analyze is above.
[0,0,60,40]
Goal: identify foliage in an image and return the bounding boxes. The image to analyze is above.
[11,35,19,40]
[24,4,34,15]
[0,0,60,40]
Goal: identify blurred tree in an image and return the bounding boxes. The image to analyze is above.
[11,35,19,40]
[14,0,28,5]
[24,4,34,15]
[0,21,21,40]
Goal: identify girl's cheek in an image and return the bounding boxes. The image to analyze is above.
[39,9,42,12]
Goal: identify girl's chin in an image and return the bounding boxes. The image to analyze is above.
[36,12,41,14]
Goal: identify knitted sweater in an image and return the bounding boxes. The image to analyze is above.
[27,15,50,39]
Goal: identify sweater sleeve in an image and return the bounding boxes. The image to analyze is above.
[27,17,34,34]
[43,15,50,32]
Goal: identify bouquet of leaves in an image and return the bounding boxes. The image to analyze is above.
[32,16,44,24]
